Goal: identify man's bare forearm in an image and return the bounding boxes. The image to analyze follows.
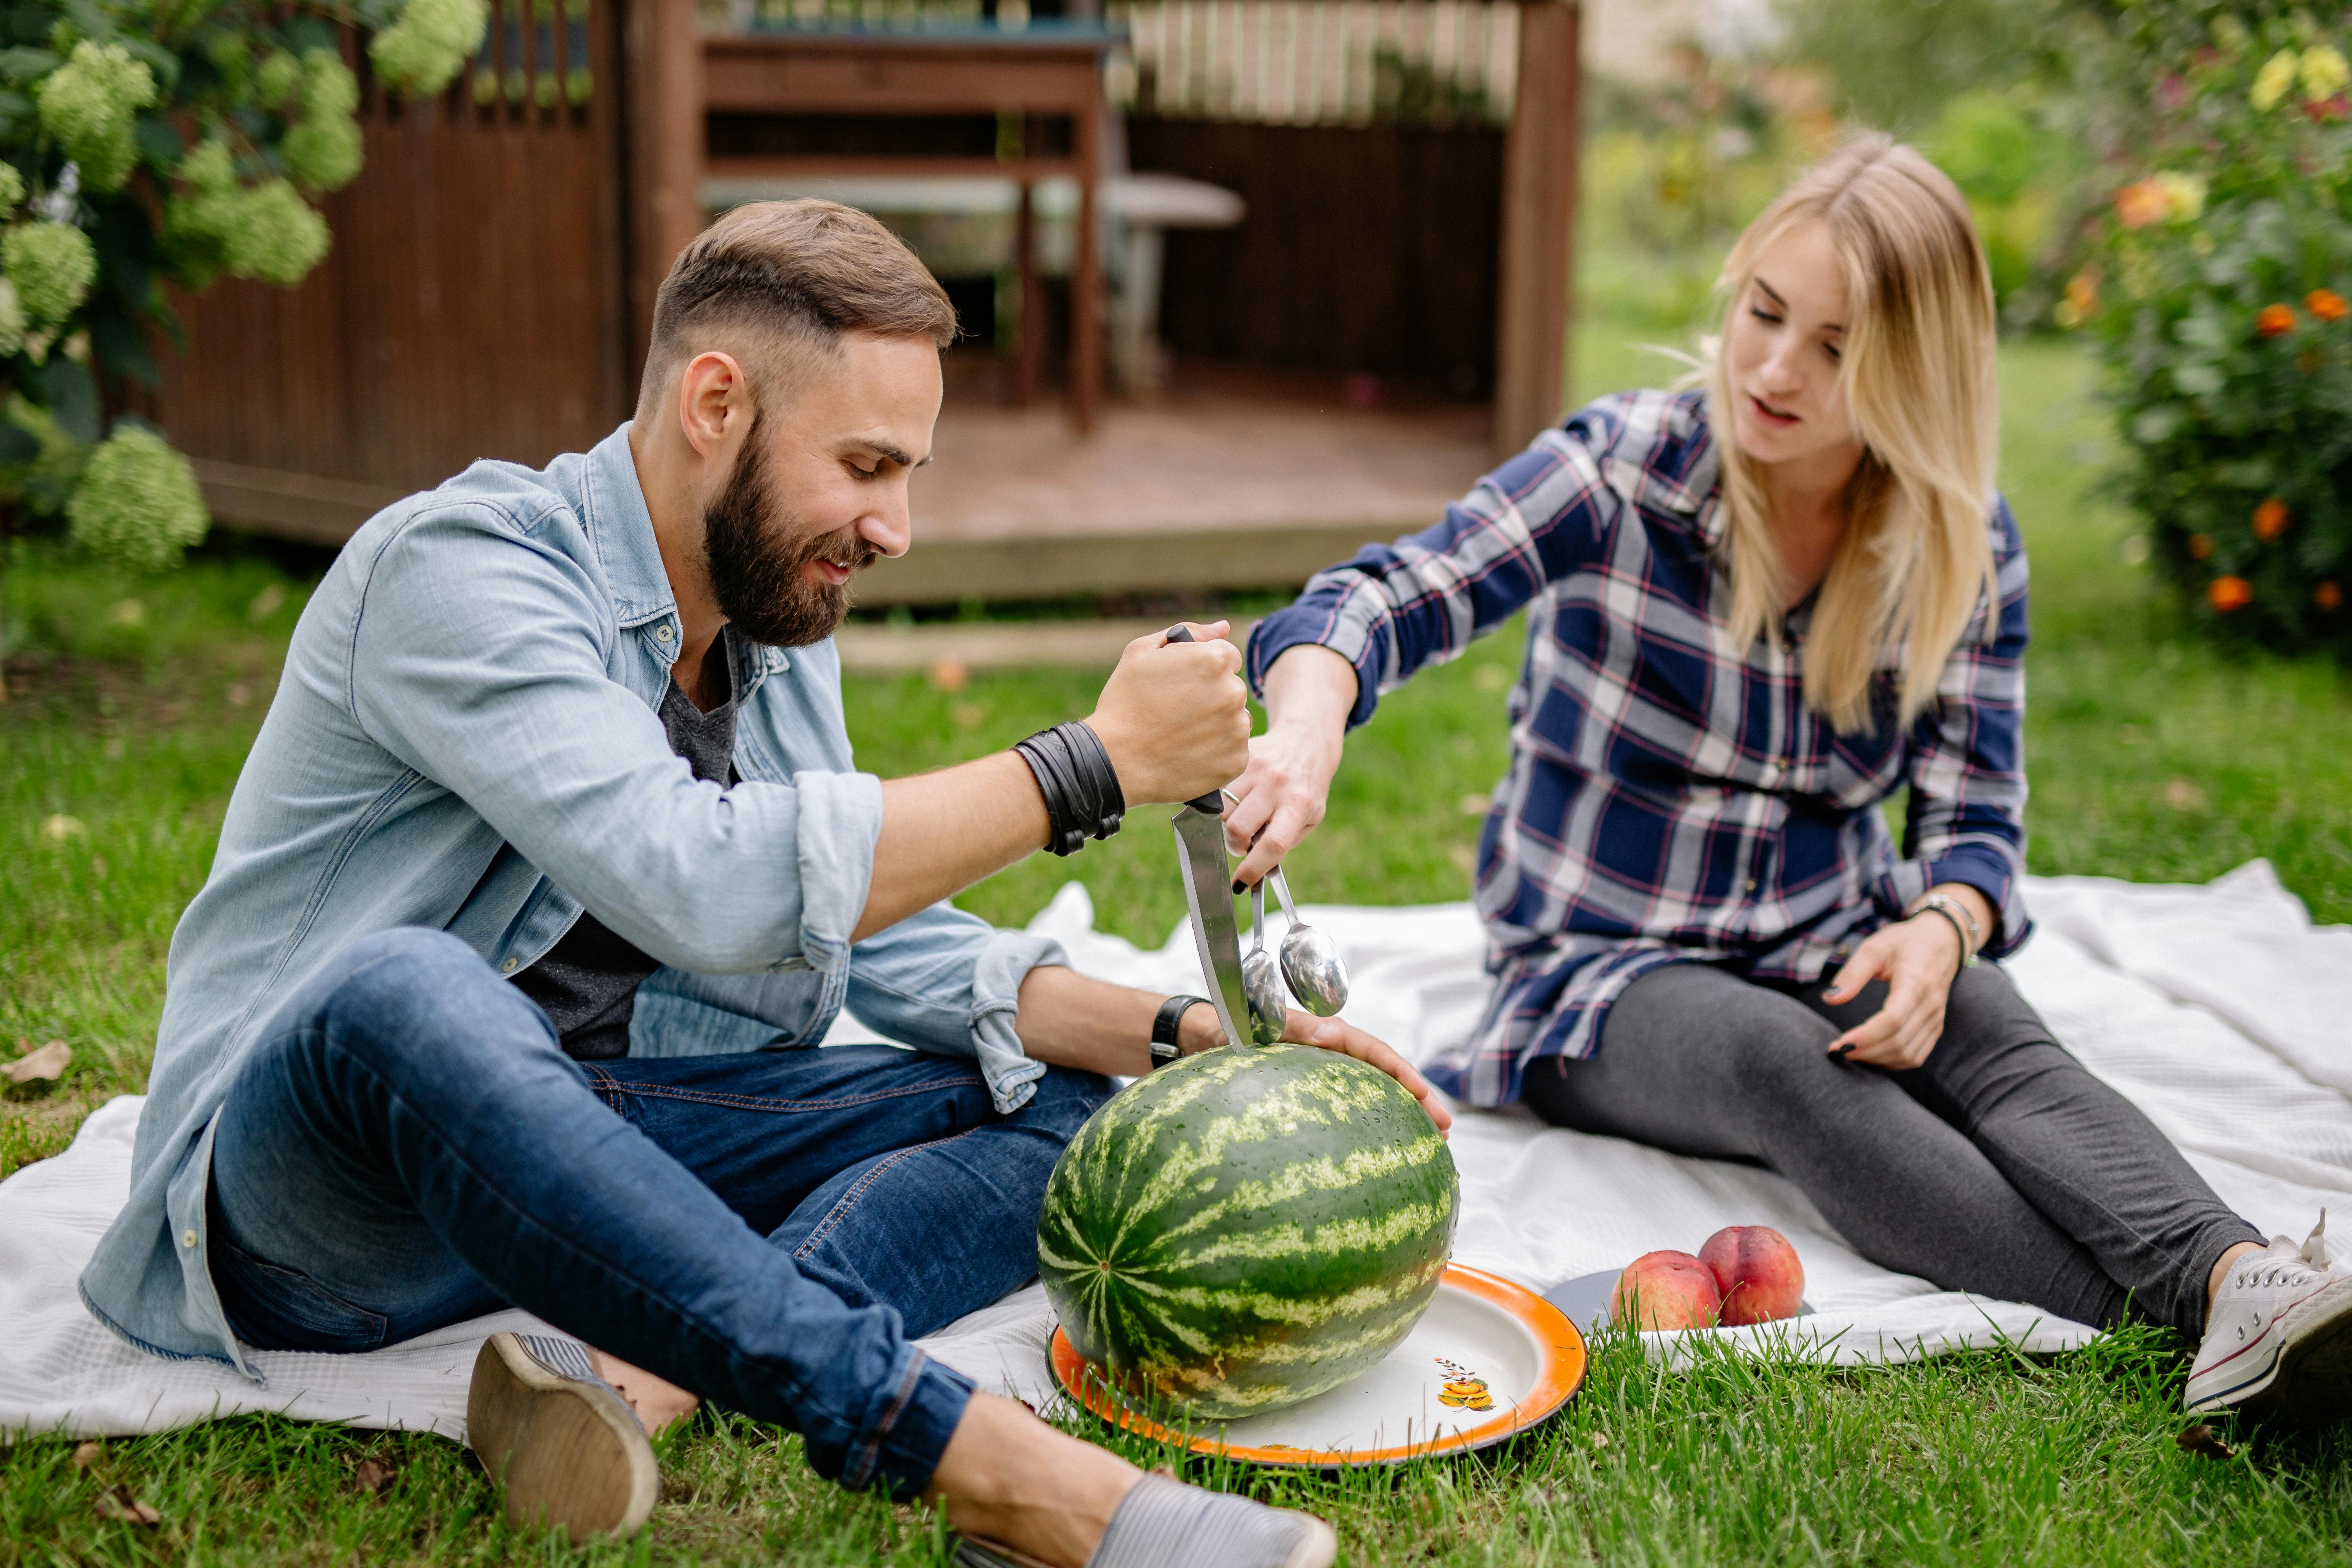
[853,753,1049,943]
[1011,965,1220,1076]
[848,623,1253,945]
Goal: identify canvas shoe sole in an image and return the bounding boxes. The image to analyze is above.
[952,1471,1338,1568]
[2187,1274,2352,1421]
[954,1515,1337,1568]
[466,1331,660,1541]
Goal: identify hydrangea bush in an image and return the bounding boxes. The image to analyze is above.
[2072,1,2352,651]
[0,0,485,575]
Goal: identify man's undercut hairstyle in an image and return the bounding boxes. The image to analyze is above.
[639,199,957,410]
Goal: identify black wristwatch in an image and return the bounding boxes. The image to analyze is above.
[1151,995,1208,1070]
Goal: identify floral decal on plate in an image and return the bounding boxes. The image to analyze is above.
[1433,1357,1496,1412]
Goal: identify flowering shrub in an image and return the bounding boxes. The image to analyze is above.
[0,0,484,575]
[2072,3,2352,651]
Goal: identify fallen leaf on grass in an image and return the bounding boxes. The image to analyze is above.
[353,1458,397,1497]
[2177,1423,2235,1460]
[95,1485,160,1526]
[3,1041,69,1084]
[71,1442,100,1470]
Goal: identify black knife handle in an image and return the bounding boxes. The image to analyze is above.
[1162,625,1228,816]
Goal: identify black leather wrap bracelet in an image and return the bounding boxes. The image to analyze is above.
[1014,720,1126,857]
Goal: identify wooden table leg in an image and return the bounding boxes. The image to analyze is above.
[1015,178,1041,408]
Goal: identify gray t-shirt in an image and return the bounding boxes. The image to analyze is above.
[512,628,744,1059]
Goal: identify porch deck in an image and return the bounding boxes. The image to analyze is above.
[861,364,1496,605]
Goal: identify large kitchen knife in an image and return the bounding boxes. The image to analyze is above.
[1164,626,1252,1051]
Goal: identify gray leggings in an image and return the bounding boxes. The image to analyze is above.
[1519,961,2262,1338]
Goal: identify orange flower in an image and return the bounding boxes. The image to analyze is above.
[2309,288,2350,321]
[2317,581,2345,612]
[2188,533,2216,558]
[2253,496,2291,539]
[2209,576,2254,612]
[2113,179,2171,228]
[2258,303,2299,336]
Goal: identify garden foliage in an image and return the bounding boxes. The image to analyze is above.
[0,0,485,574]
[2075,2,2352,650]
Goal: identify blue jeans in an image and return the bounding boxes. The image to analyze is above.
[202,927,1111,1497]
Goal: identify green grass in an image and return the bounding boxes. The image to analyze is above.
[4,335,2351,1564]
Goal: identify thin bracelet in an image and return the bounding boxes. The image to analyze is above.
[1915,891,1983,955]
[1908,903,1975,970]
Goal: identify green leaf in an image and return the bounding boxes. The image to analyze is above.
[0,410,40,466]
[89,309,153,386]
[32,351,96,443]
[134,112,181,170]
[0,44,52,80]
[2131,404,2187,444]
[2172,363,2226,397]
[280,17,339,57]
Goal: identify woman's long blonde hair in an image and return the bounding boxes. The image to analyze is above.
[1703,134,2000,735]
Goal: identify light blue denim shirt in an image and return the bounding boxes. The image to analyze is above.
[78,423,1064,1378]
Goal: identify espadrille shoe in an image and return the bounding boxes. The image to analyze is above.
[466,1332,659,1541]
[953,1472,1337,1568]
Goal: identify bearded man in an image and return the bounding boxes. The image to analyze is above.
[80,202,1442,1568]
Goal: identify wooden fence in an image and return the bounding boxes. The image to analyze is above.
[153,0,631,539]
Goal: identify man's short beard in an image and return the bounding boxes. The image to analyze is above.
[701,413,878,649]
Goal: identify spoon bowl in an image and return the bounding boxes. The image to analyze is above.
[1271,865,1350,1016]
[1243,880,1287,1044]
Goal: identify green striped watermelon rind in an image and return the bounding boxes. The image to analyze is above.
[1036,1044,1460,1420]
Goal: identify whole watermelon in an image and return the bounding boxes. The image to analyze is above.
[1037,1044,1458,1419]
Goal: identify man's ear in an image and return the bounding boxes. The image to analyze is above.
[675,350,752,460]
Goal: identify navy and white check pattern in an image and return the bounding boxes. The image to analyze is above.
[1248,390,2032,1107]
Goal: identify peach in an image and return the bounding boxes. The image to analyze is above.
[1699,1225,1805,1325]
[1610,1250,1721,1330]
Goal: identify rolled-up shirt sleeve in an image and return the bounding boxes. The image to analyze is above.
[348,504,877,975]
[1875,500,2034,959]
[843,902,1068,1112]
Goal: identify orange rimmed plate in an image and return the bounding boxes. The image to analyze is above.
[1049,1262,1585,1467]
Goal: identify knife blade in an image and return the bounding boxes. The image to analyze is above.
[1172,801,1251,1051]
[1163,625,1252,1050]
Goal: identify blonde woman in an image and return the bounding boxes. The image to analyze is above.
[1226,136,2350,1418]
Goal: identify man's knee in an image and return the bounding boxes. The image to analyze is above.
[285,926,561,1084]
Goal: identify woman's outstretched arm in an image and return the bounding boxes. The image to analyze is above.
[1223,395,1656,882]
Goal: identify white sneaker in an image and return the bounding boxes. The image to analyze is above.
[2185,1212,2352,1419]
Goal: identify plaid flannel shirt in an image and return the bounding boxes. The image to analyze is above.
[1247,390,2032,1107]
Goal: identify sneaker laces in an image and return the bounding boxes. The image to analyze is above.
[2300,1210,2330,1271]
[2239,1210,2334,1292]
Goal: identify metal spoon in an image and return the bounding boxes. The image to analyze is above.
[1242,879,1286,1044]
[1270,864,1349,1016]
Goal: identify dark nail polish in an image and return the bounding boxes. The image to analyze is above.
[1231,879,1246,895]
[1834,1044,1856,1060]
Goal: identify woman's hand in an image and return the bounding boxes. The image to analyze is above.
[1223,644,1357,886]
[1177,1001,1452,1135]
[1819,914,1966,1069]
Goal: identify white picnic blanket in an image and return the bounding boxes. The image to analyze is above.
[4,861,2347,1440]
